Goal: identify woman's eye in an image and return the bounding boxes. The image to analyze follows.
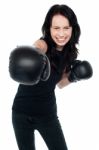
[54,27,59,30]
[65,26,71,30]
[64,27,70,30]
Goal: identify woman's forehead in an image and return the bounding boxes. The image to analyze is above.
[51,14,70,26]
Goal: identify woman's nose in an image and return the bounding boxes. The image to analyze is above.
[58,29,65,37]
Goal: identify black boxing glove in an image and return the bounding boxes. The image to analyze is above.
[9,46,50,85]
[40,54,51,81]
[68,60,93,82]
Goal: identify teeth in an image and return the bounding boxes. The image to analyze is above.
[57,39,65,42]
[58,39,64,41]
[56,38,65,41]
[57,38,64,40]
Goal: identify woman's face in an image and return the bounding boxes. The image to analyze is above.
[50,14,72,50]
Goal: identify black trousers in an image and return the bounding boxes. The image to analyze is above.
[12,111,68,150]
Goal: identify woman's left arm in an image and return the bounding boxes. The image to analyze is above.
[57,59,93,89]
[57,73,71,89]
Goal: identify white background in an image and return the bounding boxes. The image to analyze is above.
[0,0,99,150]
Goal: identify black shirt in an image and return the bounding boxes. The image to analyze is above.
[12,49,64,117]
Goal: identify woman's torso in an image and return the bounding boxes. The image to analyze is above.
[12,49,64,117]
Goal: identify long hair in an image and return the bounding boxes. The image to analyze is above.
[41,4,81,73]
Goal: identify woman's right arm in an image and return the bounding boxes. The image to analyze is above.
[33,39,48,54]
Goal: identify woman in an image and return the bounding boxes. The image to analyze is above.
[11,4,92,150]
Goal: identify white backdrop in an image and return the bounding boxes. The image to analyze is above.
[0,0,99,150]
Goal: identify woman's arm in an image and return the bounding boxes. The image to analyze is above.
[57,72,71,89]
[57,59,93,89]
[33,39,48,54]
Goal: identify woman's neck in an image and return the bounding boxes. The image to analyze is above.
[56,46,64,51]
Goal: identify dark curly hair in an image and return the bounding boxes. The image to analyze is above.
[41,4,81,73]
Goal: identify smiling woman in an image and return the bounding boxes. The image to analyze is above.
[9,4,93,150]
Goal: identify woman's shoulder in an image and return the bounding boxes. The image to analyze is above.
[33,39,48,54]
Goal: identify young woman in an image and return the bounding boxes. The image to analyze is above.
[10,4,92,150]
